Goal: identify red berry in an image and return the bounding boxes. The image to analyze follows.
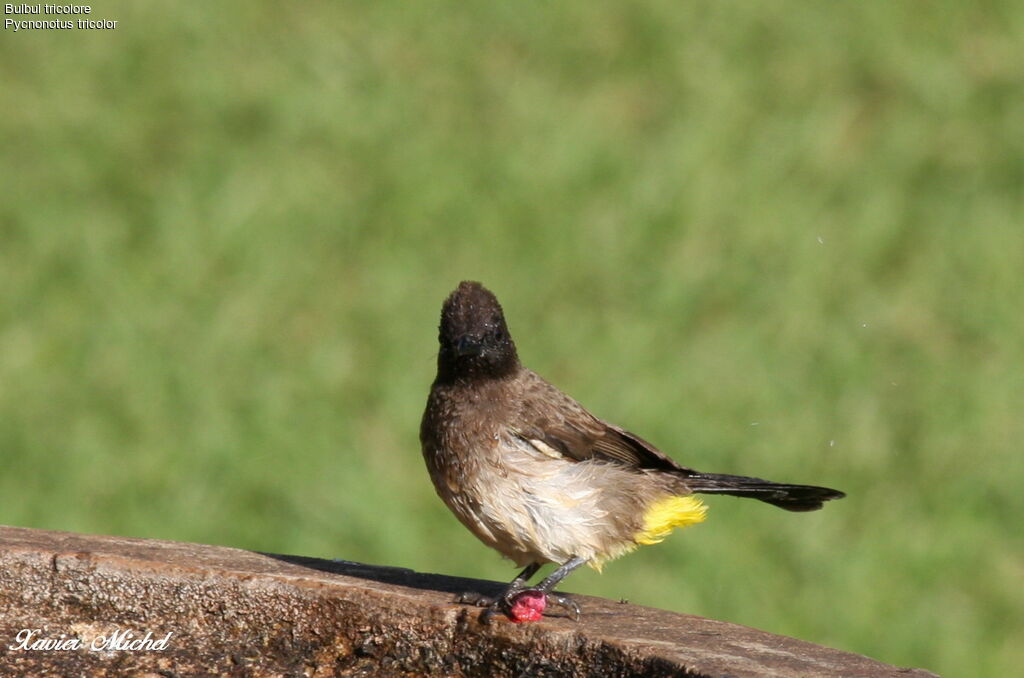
[508,591,547,623]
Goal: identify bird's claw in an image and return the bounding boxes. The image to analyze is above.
[455,591,497,607]
[455,587,580,623]
[544,592,581,621]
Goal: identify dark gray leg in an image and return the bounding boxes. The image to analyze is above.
[531,556,587,620]
[460,556,588,622]
[511,562,542,588]
[535,556,586,592]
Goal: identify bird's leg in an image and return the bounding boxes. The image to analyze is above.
[462,556,588,623]
[456,562,540,611]
[523,555,587,620]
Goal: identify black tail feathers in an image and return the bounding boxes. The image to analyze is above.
[687,472,845,512]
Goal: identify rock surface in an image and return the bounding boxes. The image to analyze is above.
[0,525,938,677]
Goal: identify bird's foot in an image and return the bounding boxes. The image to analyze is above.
[455,587,580,623]
[542,592,581,621]
[455,590,499,608]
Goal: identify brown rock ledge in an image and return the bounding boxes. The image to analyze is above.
[0,525,937,677]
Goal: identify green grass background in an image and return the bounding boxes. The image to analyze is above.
[3,2,1022,675]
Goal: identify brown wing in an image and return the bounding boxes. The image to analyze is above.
[512,369,696,475]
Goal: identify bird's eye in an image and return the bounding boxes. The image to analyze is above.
[494,330,504,341]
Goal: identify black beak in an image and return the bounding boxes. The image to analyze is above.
[455,336,484,358]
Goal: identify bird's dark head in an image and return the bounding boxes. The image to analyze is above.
[436,281,519,382]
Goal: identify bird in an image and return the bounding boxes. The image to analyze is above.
[420,281,845,622]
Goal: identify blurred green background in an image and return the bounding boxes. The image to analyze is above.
[3,2,1022,675]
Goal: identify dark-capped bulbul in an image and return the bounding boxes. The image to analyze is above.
[420,281,844,622]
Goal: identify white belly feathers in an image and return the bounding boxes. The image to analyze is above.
[454,430,623,566]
